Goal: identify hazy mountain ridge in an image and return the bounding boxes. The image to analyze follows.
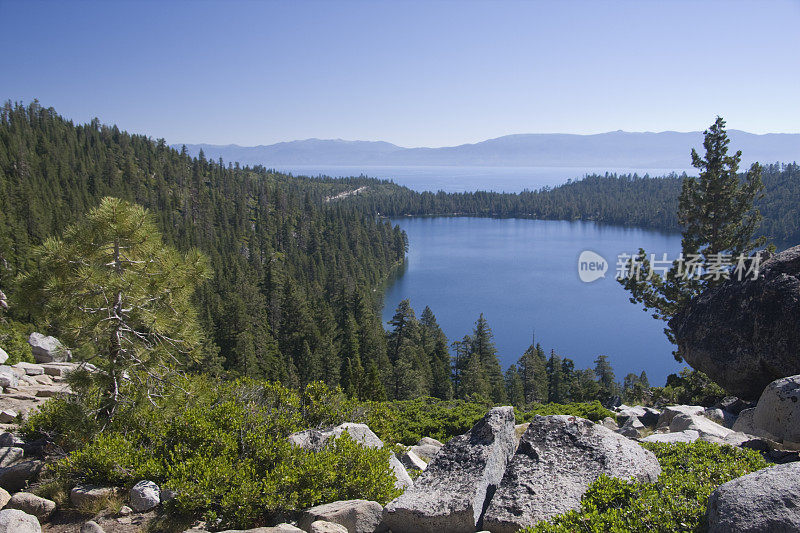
[177,130,800,169]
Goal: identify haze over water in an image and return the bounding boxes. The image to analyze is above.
[382,217,686,385]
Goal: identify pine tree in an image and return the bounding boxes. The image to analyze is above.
[594,355,618,400]
[471,314,507,403]
[547,351,566,403]
[504,364,525,406]
[620,117,768,357]
[518,342,548,403]
[18,197,210,420]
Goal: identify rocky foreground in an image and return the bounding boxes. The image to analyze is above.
[0,332,799,532]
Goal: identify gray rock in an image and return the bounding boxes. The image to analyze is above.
[309,521,348,533]
[33,375,52,386]
[617,417,645,438]
[0,508,41,533]
[81,521,106,533]
[0,488,9,508]
[70,485,120,509]
[0,447,24,467]
[383,406,516,533]
[399,449,427,471]
[288,423,383,450]
[40,363,76,377]
[752,375,800,447]
[118,505,132,516]
[409,437,443,462]
[601,416,618,430]
[0,433,23,448]
[732,408,758,435]
[670,245,800,400]
[669,413,734,442]
[615,405,646,426]
[288,423,412,489]
[707,462,800,532]
[13,363,43,376]
[0,460,43,492]
[714,396,752,416]
[0,372,17,390]
[217,525,304,533]
[641,430,700,443]
[482,415,662,533]
[7,492,56,521]
[27,333,71,363]
[299,499,384,533]
[0,348,7,366]
[656,405,705,429]
[129,480,160,512]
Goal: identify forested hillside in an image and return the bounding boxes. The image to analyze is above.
[344,164,800,243]
[0,101,408,393]
[0,102,656,406]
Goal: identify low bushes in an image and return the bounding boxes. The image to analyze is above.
[25,378,401,529]
[525,441,770,532]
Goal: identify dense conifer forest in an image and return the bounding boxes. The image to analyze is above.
[342,164,800,243]
[2,102,795,406]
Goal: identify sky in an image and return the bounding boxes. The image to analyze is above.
[2,0,799,148]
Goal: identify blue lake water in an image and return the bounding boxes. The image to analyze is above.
[278,165,695,193]
[381,217,686,386]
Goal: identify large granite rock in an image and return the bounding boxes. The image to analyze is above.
[288,423,412,490]
[707,462,800,532]
[0,348,7,366]
[299,499,384,533]
[670,245,800,400]
[0,509,41,533]
[752,375,800,448]
[482,415,661,533]
[382,406,516,533]
[27,333,71,363]
[669,413,734,442]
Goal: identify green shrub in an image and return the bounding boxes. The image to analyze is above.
[650,368,727,407]
[40,378,400,529]
[524,441,770,532]
[0,320,35,364]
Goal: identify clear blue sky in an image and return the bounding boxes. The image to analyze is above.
[2,0,798,147]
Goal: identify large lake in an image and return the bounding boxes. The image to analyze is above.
[381,217,685,386]
[278,165,694,193]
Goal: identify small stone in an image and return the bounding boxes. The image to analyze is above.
[398,449,427,471]
[81,521,106,533]
[310,520,348,533]
[129,480,160,512]
[33,375,52,386]
[0,411,17,424]
[0,348,7,366]
[34,389,59,398]
[118,505,132,516]
[7,492,57,521]
[0,488,9,508]
[0,374,17,390]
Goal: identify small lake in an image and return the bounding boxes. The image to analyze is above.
[381,217,685,386]
[278,165,695,193]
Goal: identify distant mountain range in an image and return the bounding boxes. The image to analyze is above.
[176,130,799,169]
